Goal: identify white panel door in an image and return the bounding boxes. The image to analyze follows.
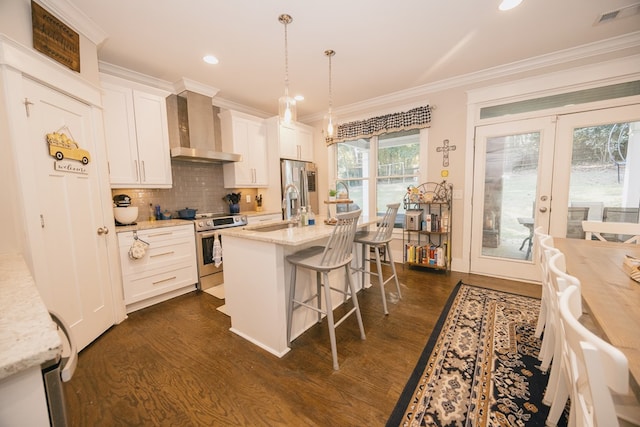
[25,78,115,350]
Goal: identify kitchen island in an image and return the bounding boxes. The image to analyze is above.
[219,214,377,357]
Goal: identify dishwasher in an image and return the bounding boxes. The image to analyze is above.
[42,311,77,427]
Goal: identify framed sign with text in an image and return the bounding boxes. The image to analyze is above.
[31,1,80,72]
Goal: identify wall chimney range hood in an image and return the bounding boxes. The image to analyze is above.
[167,86,241,163]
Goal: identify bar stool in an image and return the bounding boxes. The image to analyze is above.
[286,210,365,370]
[351,203,401,315]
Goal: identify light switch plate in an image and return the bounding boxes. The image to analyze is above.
[453,190,463,200]
[246,195,251,203]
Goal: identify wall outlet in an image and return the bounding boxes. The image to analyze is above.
[246,194,251,203]
[453,189,463,200]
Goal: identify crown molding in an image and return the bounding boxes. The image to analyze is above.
[98,61,174,92]
[300,31,640,123]
[37,0,107,45]
[212,97,271,119]
[173,78,219,98]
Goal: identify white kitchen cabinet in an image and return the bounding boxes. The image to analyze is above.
[101,75,173,188]
[267,117,314,162]
[220,110,269,188]
[117,224,198,313]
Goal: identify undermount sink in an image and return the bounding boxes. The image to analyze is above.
[248,221,299,232]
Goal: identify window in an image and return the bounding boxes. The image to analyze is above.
[336,129,421,226]
[336,138,370,217]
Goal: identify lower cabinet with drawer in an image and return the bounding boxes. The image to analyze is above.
[117,224,198,313]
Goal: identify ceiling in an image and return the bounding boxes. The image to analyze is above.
[65,0,640,120]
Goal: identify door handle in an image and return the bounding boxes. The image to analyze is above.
[539,207,548,213]
[97,226,109,235]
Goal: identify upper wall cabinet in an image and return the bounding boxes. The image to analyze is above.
[220,110,269,188]
[267,118,314,162]
[101,75,172,188]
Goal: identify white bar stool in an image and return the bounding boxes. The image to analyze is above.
[351,203,401,315]
[286,210,366,370]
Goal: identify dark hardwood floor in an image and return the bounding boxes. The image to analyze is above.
[63,266,540,426]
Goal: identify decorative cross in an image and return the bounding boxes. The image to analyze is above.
[436,139,456,167]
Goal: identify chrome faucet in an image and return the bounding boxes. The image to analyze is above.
[282,183,301,221]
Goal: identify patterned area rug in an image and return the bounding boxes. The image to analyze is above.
[387,282,567,427]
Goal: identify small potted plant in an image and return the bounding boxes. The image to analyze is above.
[328,189,337,201]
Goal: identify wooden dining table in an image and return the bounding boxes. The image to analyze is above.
[554,237,640,398]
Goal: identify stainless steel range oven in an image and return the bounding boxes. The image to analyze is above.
[194,213,247,290]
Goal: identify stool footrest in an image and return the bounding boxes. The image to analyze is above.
[293,299,324,315]
[334,307,358,329]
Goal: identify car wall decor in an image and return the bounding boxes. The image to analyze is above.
[46,125,91,175]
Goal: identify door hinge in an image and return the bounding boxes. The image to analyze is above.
[40,214,45,228]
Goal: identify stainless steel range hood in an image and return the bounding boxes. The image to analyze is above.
[166,90,241,163]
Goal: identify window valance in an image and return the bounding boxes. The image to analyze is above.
[326,105,432,145]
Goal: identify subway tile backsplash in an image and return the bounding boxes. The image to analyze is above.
[112,161,257,220]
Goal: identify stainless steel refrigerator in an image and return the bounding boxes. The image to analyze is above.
[281,159,319,219]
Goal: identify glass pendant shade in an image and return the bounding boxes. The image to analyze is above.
[323,111,337,138]
[279,93,297,124]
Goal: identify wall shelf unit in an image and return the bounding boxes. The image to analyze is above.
[402,181,452,272]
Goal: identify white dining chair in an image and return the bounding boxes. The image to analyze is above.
[351,203,401,315]
[542,251,581,426]
[558,286,640,426]
[286,209,365,370]
[533,226,552,339]
[582,220,640,244]
[536,234,560,373]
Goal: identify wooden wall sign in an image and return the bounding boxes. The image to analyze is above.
[31,1,80,72]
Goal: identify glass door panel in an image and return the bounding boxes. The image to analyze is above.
[471,118,555,282]
[550,105,640,239]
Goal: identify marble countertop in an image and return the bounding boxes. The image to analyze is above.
[220,214,378,247]
[114,212,282,234]
[0,253,62,381]
[114,219,194,233]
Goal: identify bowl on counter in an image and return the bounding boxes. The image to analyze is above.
[113,206,138,225]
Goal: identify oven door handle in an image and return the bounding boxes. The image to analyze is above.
[199,230,220,240]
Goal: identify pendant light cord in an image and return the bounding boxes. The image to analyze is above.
[281,15,291,96]
[328,51,333,113]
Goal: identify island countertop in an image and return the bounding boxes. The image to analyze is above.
[0,253,61,380]
[220,214,379,246]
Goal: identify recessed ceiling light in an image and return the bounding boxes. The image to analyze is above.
[294,95,304,101]
[499,0,523,11]
[203,55,219,65]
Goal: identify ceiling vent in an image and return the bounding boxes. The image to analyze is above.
[595,2,640,25]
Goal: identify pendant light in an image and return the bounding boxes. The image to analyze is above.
[323,49,337,138]
[278,14,296,124]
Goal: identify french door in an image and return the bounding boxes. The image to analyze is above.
[470,104,640,282]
